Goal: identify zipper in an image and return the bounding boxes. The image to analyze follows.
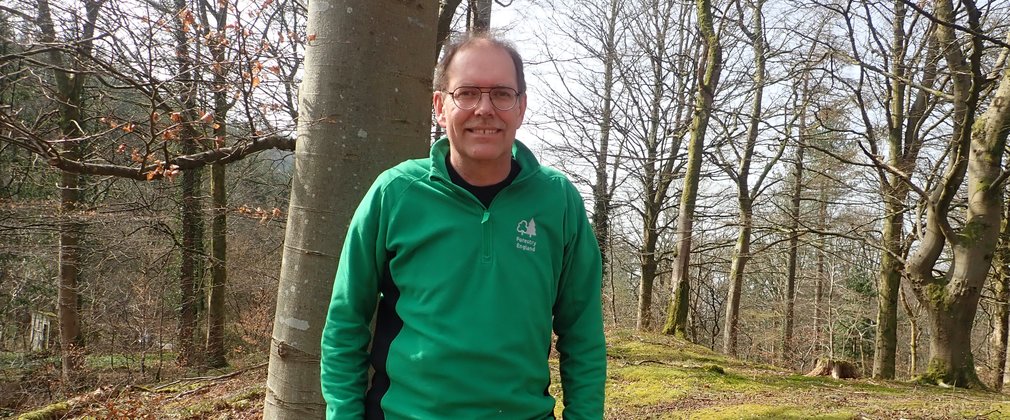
[481,209,492,262]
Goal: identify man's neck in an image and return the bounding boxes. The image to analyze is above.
[448,154,512,187]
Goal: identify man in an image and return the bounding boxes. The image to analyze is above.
[320,32,606,419]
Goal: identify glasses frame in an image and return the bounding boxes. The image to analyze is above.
[443,86,522,111]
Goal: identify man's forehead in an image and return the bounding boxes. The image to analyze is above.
[447,43,516,82]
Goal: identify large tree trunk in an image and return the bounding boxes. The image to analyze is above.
[262,1,436,417]
[904,0,1010,388]
[664,0,721,339]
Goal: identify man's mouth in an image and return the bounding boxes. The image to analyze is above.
[467,128,500,135]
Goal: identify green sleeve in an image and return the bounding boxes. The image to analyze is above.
[553,180,606,419]
[320,175,389,419]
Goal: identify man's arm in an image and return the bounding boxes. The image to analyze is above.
[320,177,388,419]
[553,180,607,419]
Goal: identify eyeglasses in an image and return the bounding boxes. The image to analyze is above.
[443,86,521,111]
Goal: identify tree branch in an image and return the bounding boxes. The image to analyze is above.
[47,136,295,180]
[899,0,1010,50]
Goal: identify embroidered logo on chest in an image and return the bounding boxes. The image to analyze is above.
[515,218,537,253]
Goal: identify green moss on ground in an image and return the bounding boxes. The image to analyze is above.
[16,402,69,420]
[600,331,1008,418]
[688,403,854,419]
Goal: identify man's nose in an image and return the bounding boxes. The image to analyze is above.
[473,92,496,114]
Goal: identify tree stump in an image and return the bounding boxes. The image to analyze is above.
[806,358,860,379]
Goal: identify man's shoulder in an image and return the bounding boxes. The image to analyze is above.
[525,163,576,190]
[375,157,431,186]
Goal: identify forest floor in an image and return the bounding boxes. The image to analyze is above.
[8,331,1010,419]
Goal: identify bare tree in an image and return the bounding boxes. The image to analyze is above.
[664,0,722,338]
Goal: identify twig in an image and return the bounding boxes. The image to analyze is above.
[151,361,268,391]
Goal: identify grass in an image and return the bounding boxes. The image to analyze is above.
[596,331,1010,419]
[9,331,1010,419]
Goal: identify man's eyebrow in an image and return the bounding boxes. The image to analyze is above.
[454,83,516,88]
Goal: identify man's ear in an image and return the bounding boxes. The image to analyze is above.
[433,91,448,128]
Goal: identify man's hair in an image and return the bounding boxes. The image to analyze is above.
[433,31,526,94]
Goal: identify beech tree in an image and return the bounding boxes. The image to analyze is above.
[900,0,1010,387]
[262,0,436,417]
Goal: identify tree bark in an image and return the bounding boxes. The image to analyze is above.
[36,0,103,382]
[899,285,919,377]
[592,0,620,281]
[664,0,721,339]
[436,0,463,57]
[904,0,1009,388]
[203,1,230,369]
[205,163,227,368]
[173,0,205,367]
[783,136,803,363]
[467,0,492,32]
[723,0,765,356]
[990,190,1010,390]
[814,188,826,354]
[262,1,436,417]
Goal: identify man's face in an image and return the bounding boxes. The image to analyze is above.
[433,42,527,168]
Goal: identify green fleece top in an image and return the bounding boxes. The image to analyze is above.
[320,138,606,419]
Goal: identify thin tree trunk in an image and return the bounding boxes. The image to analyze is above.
[262,1,436,417]
[723,0,765,356]
[635,0,674,332]
[899,286,918,377]
[205,163,227,367]
[203,0,230,369]
[467,0,492,32]
[664,0,721,339]
[435,0,463,56]
[592,0,619,278]
[783,140,802,364]
[814,189,826,354]
[990,202,1010,390]
[637,232,657,330]
[37,0,102,382]
[872,0,910,380]
[173,0,204,367]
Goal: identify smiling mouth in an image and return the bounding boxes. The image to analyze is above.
[467,128,501,135]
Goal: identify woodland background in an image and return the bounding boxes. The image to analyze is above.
[2,0,1010,417]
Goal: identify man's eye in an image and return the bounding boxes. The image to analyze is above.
[492,89,515,99]
[456,89,479,98]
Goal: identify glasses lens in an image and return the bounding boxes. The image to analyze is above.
[450,87,519,110]
[490,88,518,110]
[452,87,481,109]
